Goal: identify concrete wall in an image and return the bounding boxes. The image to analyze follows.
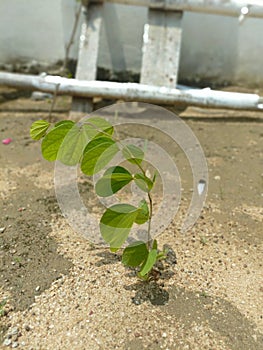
[0,0,66,62]
[0,0,263,86]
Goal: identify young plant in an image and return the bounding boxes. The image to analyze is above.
[30,117,167,280]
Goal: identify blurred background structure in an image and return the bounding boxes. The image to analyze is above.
[1,0,263,87]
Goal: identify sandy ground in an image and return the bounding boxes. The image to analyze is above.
[0,87,262,350]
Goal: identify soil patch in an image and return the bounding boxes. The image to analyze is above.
[0,88,262,349]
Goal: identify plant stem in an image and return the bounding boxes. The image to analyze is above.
[147,192,153,249]
[48,84,60,123]
[83,120,154,248]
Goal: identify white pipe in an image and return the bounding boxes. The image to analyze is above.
[96,0,263,18]
[0,71,263,111]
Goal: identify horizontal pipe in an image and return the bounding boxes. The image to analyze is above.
[94,0,263,18]
[0,71,263,111]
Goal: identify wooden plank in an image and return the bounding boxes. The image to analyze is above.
[71,3,103,117]
[140,9,182,87]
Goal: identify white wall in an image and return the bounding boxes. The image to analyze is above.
[0,0,65,62]
[98,3,146,74]
[0,0,263,86]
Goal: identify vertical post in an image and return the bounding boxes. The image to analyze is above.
[71,1,103,118]
[140,9,183,88]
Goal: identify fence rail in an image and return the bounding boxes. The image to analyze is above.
[89,0,263,18]
[1,72,263,111]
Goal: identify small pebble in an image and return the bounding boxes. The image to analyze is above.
[18,207,26,212]
[252,334,257,341]
[8,327,18,336]
[3,338,12,346]
[31,91,52,101]
[24,325,31,332]
[0,227,6,233]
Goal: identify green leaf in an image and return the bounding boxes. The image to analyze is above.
[81,137,119,175]
[95,166,133,197]
[122,144,144,165]
[122,241,148,267]
[134,173,153,193]
[57,124,91,166]
[152,170,158,184]
[100,204,138,251]
[138,249,158,277]
[157,251,167,261]
[82,117,114,140]
[30,120,51,140]
[135,199,149,225]
[152,239,158,250]
[54,120,75,128]
[41,122,74,161]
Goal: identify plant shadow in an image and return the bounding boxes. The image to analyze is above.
[123,243,177,305]
[0,181,73,314]
[124,286,263,349]
[161,287,263,350]
[95,250,121,267]
[124,281,169,306]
